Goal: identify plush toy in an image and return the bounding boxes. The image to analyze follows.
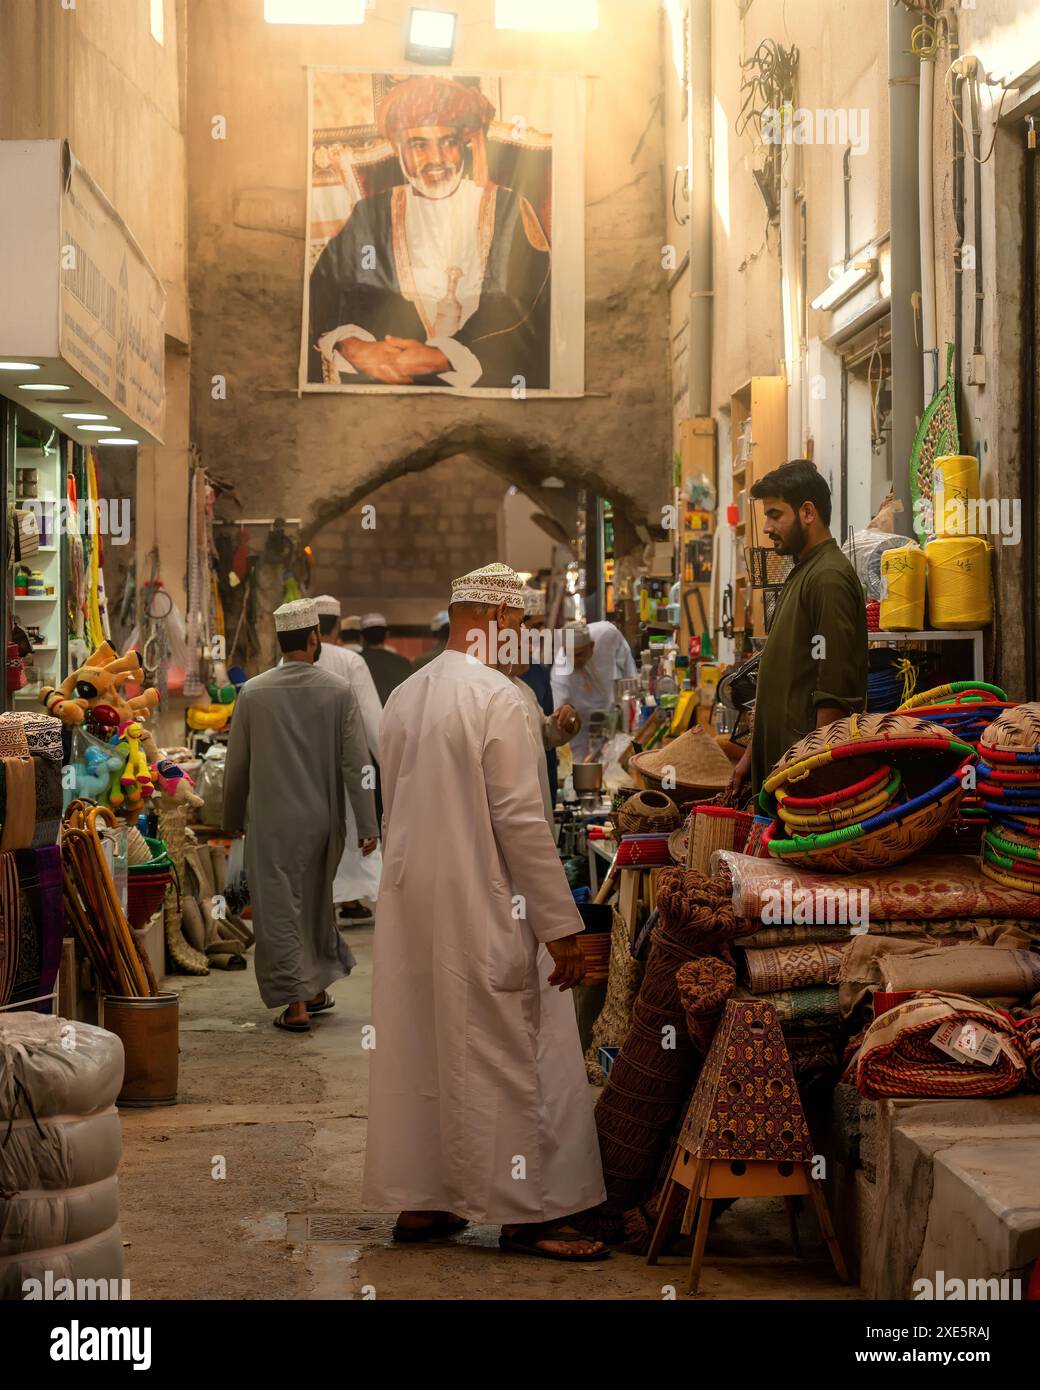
[41,641,159,728]
[109,720,154,812]
[152,758,204,809]
[73,744,123,800]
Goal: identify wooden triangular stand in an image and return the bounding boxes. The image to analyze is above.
[646,997,849,1295]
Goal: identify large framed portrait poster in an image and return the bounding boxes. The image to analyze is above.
[300,68,585,398]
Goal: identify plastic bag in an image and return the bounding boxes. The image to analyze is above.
[841,529,916,600]
[194,745,227,827]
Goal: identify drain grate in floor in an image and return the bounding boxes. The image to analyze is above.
[285,1212,394,1243]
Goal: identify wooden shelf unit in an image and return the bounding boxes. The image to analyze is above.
[729,376,787,639]
[677,418,716,657]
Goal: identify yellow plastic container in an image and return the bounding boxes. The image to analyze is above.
[879,544,926,631]
[924,536,993,629]
[932,454,980,537]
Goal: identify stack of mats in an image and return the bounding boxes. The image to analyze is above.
[897,682,1015,843]
[760,711,974,873]
[721,848,1040,1083]
[977,703,1040,893]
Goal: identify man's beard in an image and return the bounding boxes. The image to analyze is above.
[404,164,465,200]
[775,516,807,556]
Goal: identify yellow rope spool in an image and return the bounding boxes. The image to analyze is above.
[879,544,926,631]
[933,454,980,537]
[925,536,993,629]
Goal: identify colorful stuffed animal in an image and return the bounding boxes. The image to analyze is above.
[73,744,123,800]
[109,720,154,812]
[186,700,234,732]
[41,641,159,728]
[152,758,204,809]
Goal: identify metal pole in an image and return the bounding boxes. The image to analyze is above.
[888,0,924,529]
[688,0,713,418]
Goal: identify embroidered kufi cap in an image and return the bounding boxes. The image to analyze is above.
[522,587,546,618]
[360,612,388,630]
[450,562,525,610]
[314,595,341,617]
[273,599,319,633]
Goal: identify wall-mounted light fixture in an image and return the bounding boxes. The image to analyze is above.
[810,257,878,313]
[406,8,457,63]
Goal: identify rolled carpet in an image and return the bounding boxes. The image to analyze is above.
[1016,1014,1040,1090]
[742,941,846,993]
[847,992,1026,1098]
[758,985,840,1026]
[878,945,1040,999]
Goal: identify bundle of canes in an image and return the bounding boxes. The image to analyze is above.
[62,802,156,998]
[583,867,739,1241]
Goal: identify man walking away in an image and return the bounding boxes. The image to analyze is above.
[314,595,384,925]
[412,610,450,670]
[359,613,413,704]
[223,599,378,1033]
[730,460,868,797]
[342,615,364,652]
[363,562,608,1261]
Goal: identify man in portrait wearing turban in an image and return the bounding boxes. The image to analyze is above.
[307,76,551,391]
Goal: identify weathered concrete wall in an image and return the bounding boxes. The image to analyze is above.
[308,456,506,622]
[186,0,672,549]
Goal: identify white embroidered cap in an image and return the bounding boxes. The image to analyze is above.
[360,612,387,630]
[522,587,546,618]
[564,620,594,651]
[273,598,319,633]
[450,562,526,610]
[431,609,450,630]
[343,615,362,629]
[314,595,341,617]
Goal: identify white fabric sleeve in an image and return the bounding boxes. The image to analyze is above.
[483,688,584,945]
[427,336,482,389]
[614,629,638,679]
[352,657,383,762]
[317,324,375,377]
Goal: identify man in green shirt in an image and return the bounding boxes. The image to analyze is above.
[731,460,868,797]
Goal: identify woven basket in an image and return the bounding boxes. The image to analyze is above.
[628,727,734,801]
[615,791,681,837]
[777,770,902,831]
[686,806,754,873]
[579,932,612,986]
[767,775,966,873]
[980,702,1040,755]
[899,680,1007,711]
[127,873,172,929]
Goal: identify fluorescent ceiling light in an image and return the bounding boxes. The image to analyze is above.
[495,0,597,30]
[0,361,41,371]
[79,425,121,432]
[810,257,878,312]
[100,437,139,446]
[63,412,108,420]
[406,8,457,63]
[19,383,69,391]
[263,0,365,23]
[541,476,565,488]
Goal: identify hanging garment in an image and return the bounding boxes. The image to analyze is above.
[363,651,605,1224]
[222,662,378,1008]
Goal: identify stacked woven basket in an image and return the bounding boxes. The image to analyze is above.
[628,727,734,806]
[760,712,974,873]
[977,703,1040,894]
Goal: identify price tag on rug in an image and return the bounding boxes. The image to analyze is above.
[931,1020,1001,1066]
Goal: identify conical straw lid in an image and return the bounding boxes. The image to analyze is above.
[629,726,734,789]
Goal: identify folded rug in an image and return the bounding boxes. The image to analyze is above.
[743,940,846,993]
[847,992,1025,1098]
[720,851,1040,922]
[759,985,840,1026]
[880,945,1040,999]
[839,933,1040,1014]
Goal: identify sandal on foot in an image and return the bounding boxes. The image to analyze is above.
[307,990,336,1016]
[274,1010,310,1033]
[499,1223,610,1263]
[392,1213,469,1243]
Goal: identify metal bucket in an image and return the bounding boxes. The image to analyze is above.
[102,992,179,1107]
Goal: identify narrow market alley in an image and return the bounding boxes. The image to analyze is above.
[115,926,857,1302]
